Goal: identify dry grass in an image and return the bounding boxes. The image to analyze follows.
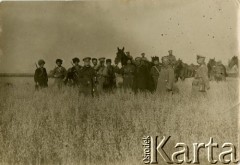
[0,77,238,165]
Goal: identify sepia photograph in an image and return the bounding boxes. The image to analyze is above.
[0,0,239,164]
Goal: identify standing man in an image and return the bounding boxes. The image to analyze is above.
[34,59,48,89]
[92,58,98,70]
[150,57,161,91]
[66,57,82,86]
[96,57,106,94]
[133,57,149,93]
[167,50,177,68]
[51,59,67,89]
[192,55,210,93]
[78,57,96,96]
[121,59,136,90]
[156,56,175,94]
[103,59,116,91]
[141,53,148,61]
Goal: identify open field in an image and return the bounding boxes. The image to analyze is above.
[0,77,239,165]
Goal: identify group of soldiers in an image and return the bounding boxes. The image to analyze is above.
[34,50,210,96]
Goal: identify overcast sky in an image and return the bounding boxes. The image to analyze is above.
[0,0,239,73]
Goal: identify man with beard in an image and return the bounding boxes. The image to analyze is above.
[51,59,67,89]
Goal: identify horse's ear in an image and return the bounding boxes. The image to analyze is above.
[117,47,120,51]
[122,47,125,51]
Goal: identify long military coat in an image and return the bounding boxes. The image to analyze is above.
[192,63,210,92]
[78,65,96,96]
[156,65,175,94]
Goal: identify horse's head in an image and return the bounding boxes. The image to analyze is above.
[228,56,238,69]
[207,58,216,68]
[115,47,125,64]
[115,47,131,66]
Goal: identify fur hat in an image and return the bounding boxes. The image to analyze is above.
[72,57,80,63]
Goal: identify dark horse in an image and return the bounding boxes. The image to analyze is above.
[207,58,227,81]
[228,56,238,69]
[114,47,155,92]
[174,59,196,81]
[207,58,216,81]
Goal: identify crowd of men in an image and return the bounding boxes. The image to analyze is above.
[34,50,210,97]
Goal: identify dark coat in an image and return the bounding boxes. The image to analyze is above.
[78,66,96,96]
[34,67,48,87]
[133,64,149,92]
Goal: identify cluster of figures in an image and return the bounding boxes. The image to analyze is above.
[34,48,210,97]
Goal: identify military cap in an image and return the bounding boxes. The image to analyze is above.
[92,58,97,61]
[56,59,63,64]
[72,57,80,63]
[98,57,106,62]
[83,57,91,61]
[38,59,45,65]
[141,53,145,56]
[197,55,205,60]
[106,59,112,63]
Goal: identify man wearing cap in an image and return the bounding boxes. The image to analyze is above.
[34,59,48,89]
[78,57,96,96]
[167,50,177,68]
[120,59,136,90]
[103,59,116,92]
[192,55,210,93]
[96,57,106,93]
[141,53,148,61]
[51,59,67,89]
[156,56,175,94]
[66,57,82,86]
[150,56,161,91]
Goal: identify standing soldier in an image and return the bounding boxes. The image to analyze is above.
[51,59,67,89]
[150,57,161,91]
[133,57,149,93]
[167,50,177,68]
[156,56,175,94]
[103,59,116,91]
[120,59,136,90]
[141,53,149,61]
[192,55,210,93]
[66,57,82,86]
[34,59,48,89]
[96,57,106,94]
[78,57,96,96]
[92,58,98,70]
